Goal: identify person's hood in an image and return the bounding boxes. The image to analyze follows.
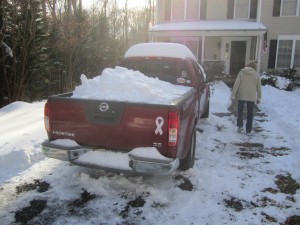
[241,67,256,75]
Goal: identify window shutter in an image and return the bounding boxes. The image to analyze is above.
[227,0,234,19]
[273,0,281,17]
[165,0,171,21]
[268,40,277,69]
[200,0,207,20]
[250,0,258,19]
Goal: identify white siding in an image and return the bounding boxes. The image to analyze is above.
[260,0,300,71]
[206,0,228,20]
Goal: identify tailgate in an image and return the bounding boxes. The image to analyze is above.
[46,98,170,154]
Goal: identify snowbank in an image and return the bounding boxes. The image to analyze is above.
[0,101,46,183]
[210,81,232,113]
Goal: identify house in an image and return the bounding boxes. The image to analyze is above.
[149,0,300,80]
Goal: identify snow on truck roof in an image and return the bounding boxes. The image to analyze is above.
[124,42,197,61]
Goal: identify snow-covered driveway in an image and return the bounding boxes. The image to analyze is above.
[0,82,299,225]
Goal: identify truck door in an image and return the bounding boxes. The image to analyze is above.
[190,60,207,116]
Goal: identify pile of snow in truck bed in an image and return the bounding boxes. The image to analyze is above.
[72,67,192,105]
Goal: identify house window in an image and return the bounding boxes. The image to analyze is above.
[273,0,300,16]
[229,0,257,19]
[165,0,201,21]
[276,36,300,69]
[294,40,300,67]
[281,0,300,16]
[277,40,293,68]
[235,0,250,19]
[172,0,185,20]
[165,0,171,20]
[187,0,200,20]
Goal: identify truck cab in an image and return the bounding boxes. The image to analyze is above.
[120,43,209,118]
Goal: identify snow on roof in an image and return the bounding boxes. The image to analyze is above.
[150,20,266,33]
[124,42,197,60]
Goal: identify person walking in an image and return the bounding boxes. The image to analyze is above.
[231,60,262,134]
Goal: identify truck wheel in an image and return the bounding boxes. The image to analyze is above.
[201,100,210,119]
[178,125,196,171]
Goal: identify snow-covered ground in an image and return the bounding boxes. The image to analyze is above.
[0,77,299,224]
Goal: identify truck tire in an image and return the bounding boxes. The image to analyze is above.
[178,125,196,171]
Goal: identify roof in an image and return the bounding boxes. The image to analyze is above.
[124,42,197,60]
[149,20,267,36]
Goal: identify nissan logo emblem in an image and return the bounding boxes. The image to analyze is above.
[99,102,109,112]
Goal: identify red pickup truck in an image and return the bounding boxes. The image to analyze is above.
[41,43,210,175]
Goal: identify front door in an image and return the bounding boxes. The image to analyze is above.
[229,41,246,75]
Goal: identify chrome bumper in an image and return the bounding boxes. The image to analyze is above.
[41,140,179,175]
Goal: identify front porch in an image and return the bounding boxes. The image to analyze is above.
[149,20,267,82]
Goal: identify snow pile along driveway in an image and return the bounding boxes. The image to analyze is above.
[0,79,299,225]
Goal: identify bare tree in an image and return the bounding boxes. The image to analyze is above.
[0,0,42,102]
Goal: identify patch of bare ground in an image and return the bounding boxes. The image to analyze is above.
[15,199,47,224]
[68,189,96,213]
[173,174,194,191]
[213,112,232,117]
[275,174,300,195]
[234,142,264,159]
[261,211,278,223]
[281,215,300,225]
[119,194,147,219]
[223,196,257,212]
[16,179,50,194]
[262,174,300,225]
[233,142,290,159]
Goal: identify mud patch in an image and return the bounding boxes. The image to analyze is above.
[262,187,279,194]
[256,112,268,118]
[275,174,300,195]
[174,174,194,191]
[234,142,264,159]
[223,196,257,212]
[256,196,278,208]
[119,195,146,219]
[224,197,244,212]
[261,211,277,223]
[282,215,300,225]
[256,118,268,122]
[151,201,168,209]
[253,126,264,132]
[234,142,290,159]
[237,151,264,159]
[234,142,264,148]
[263,147,290,157]
[213,112,232,117]
[15,199,47,224]
[68,189,96,213]
[16,179,50,194]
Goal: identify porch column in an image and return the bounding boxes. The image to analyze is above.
[256,34,263,72]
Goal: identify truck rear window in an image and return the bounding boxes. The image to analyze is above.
[120,58,186,84]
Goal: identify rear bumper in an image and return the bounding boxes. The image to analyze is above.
[41,140,179,176]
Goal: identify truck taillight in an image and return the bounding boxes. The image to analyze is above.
[168,111,180,146]
[44,103,50,132]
